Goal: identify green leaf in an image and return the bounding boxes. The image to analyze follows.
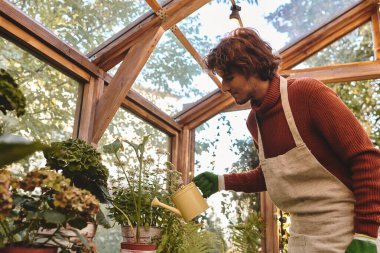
[68,217,88,230]
[43,210,67,224]
[96,209,111,229]
[103,139,123,154]
[0,141,48,167]
[26,211,38,220]
[71,228,90,248]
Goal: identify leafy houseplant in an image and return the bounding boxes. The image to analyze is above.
[229,211,264,253]
[103,136,182,246]
[0,168,100,252]
[156,217,225,253]
[43,138,110,203]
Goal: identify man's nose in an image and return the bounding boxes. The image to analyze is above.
[221,81,230,93]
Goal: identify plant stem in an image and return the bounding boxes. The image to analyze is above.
[38,224,62,246]
[114,152,138,215]
[0,220,14,244]
[136,149,144,243]
[112,202,137,242]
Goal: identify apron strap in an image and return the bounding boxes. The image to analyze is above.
[279,76,303,146]
[256,76,304,161]
[256,114,265,161]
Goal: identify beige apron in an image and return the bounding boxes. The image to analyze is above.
[256,76,355,253]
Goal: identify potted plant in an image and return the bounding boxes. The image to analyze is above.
[156,217,225,253]
[0,168,100,253]
[103,136,183,252]
[43,138,110,204]
[229,211,264,253]
[43,138,111,238]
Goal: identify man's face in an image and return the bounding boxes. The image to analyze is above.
[217,70,263,105]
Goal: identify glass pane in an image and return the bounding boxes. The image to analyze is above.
[98,107,170,177]
[178,0,360,54]
[130,30,216,116]
[158,0,171,5]
[95,107,170,253]
[294,22,374,69]
[328,79,380,147]
[194,110,261,251]
[0,36,79,173]
[9,0,152,53]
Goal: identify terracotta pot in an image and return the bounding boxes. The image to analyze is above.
[120,242,156,253]
[0,247,58,253]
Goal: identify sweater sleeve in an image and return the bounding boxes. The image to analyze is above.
[224,166,267,193]
[309,84,380,237]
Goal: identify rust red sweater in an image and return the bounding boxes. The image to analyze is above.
[224,75,380,237]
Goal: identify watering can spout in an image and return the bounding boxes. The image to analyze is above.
[151,197,182,217]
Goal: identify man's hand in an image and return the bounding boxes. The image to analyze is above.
[345,234,379,253]
[193,172,218,198]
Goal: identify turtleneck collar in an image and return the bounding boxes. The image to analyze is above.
[250,74,281,116]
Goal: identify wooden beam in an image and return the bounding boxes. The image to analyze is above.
[72,84,84,139]
[0,16,90,82]
[145,0,162,12]
[178,126,191,183]
[91,26,165,144]
[0,0,106,80]
[88,0,212,70]
[78,77,105,144]
[188,96,235,130]
[174,89,221,120]
[175,90,237,129]
[372,3,380,60]
[280,1,376,70]
[260,192,279,253]
[170,25,222,89]
[280,60,380,83]
[188,129,195,183]
[170,133,180,172]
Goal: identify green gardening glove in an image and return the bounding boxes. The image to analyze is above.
[193,171,218,198]
[345,234,379,253]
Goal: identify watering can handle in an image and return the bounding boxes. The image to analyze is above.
[151,197,182,217]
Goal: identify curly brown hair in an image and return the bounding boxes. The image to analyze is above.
[205,27,281,81]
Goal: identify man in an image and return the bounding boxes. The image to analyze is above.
[193,27,380,252]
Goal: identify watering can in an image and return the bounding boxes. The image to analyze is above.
[151,182,209,222]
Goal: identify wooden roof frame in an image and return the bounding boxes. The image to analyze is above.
[0,0,186,137]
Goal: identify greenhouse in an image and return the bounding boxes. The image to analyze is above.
[0,0,379,252]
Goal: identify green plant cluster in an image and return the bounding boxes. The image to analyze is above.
[44,138,109,203]
[229,211,264,253]
[104,136,182,242]
[0,168,99,252]
[156,218,225,253]
[0,69,26,117]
